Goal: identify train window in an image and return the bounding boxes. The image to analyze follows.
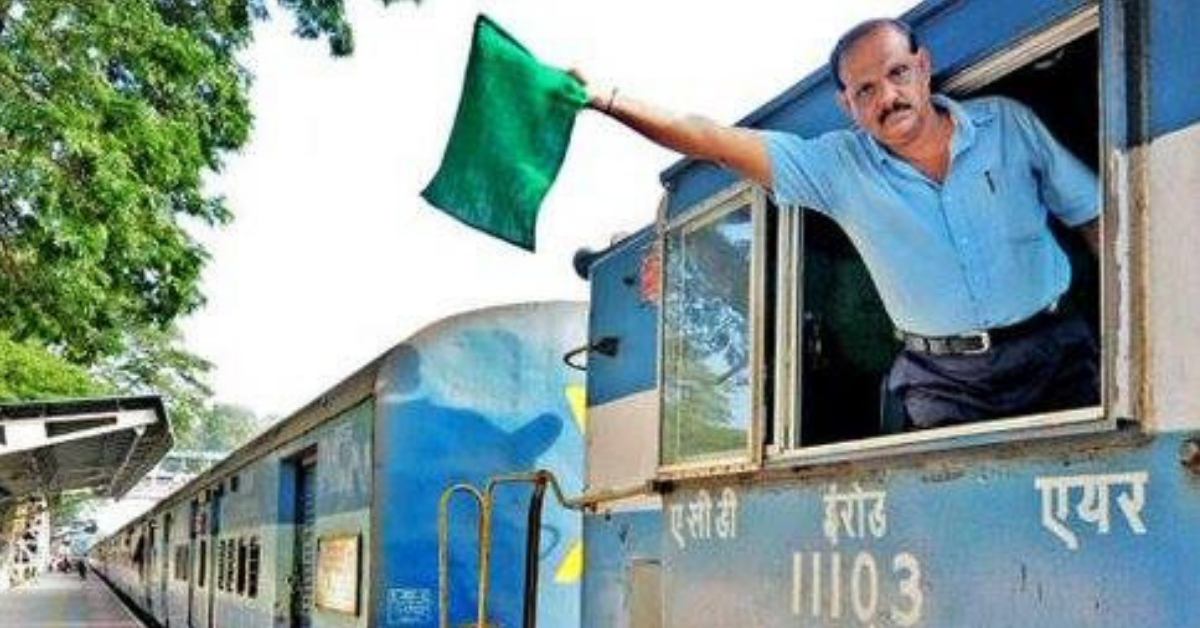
[237,538,247,595]
[175,545,189,581]
[659,184,767,470]
[772,7,1105,460]
[225,539,237,593]
[246,537,261,598]
[198,539,207,588]
[216,539,226,591]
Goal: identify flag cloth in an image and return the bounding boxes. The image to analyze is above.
[422,15,589,251]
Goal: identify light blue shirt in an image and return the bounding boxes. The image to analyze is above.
[765,95,1099,336]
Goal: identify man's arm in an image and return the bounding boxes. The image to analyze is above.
[576,74,773,188]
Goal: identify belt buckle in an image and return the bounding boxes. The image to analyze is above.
[959,331,991,355]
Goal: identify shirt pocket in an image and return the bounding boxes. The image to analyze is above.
[975,163,1046,242]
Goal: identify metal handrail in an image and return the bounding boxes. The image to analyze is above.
[439,470,652,628]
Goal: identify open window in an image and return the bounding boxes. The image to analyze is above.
[655,6,1110,477]
[778,6,1105,458]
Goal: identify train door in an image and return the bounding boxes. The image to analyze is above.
[290,455,317,628]
[162,513,172,628]
[145,524,156,612]
[187,499,198,628]
[206,488,223,628]
[190,495,215,628]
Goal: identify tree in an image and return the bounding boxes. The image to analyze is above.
[0,0,406,364]
[93,325,265,451]
[0,331,105,401]
[179,402,264,452]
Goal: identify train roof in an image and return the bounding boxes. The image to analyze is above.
[107,301,584,528]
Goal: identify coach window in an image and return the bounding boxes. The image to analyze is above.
[659,184,768,472]
[246,537,260,598]
[198,539,207,588]
[776,7,1106,458]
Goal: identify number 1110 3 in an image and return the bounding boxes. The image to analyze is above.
[791,551,924,627]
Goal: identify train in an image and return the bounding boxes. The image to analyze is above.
[94,0,1198,626]
[92,302,589,628]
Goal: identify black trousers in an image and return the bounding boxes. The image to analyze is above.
[885,314,1100,430]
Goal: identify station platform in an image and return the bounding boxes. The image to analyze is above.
[0,570,145,627]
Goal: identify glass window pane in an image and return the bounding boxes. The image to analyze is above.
[662,204,754,464]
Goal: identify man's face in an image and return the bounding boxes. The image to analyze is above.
[837,26,934,149]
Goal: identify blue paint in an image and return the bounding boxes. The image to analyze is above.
[1148,0,1200,138]
[657,433,1200,627]
[373,306,586,628]
[582,509,663,628]
[587,231,660,405]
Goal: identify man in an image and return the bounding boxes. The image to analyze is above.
[576,18,1100,429]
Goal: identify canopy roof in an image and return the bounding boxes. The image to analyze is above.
[0,396,171,502]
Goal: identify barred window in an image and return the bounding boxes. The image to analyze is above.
[197,539,207,588]
[246,537,261,598]
[236,538,248,595]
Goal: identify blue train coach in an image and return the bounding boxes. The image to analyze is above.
[91,302,588,628]
[577,0,1199,627]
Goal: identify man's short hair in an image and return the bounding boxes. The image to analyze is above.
[828,18,919,92]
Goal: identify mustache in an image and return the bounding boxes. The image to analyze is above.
[879,102,912,125]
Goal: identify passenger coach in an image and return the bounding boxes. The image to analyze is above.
[92,302,588,628]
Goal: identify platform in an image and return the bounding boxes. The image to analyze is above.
[0,570,145,627]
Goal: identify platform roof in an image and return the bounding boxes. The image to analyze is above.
[0,396,172,502]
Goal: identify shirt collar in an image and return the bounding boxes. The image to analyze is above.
[861,94,994,165]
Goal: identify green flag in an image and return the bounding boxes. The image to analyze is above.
[422,15,589,251]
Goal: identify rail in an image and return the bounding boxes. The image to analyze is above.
[437,470,650,628]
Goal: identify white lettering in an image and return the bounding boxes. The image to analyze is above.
[669,504,686,550]
[715,487,739,539]
[890,553,923,627]
[792,552,803,616]
[671,487,740,550]
[1034,471,1150,550]
[851,552,878,624]
[822,483,888,546]
[685,489,713,540]
[830,551,843,619]
[789,549,925,627]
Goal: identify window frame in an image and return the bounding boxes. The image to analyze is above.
[656,182,769,479]
[769,3,1114,467]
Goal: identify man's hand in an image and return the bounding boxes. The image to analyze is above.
[566,68,611,111]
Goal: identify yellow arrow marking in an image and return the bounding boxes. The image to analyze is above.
[565,385,587,433]
[554,540,584,584]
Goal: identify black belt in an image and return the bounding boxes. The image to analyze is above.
[897,305,1062,356]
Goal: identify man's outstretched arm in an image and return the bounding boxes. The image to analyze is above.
[575,73,774,189]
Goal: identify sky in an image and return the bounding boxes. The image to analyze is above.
[182,0,915,419]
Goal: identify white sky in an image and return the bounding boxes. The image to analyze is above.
[182,0,915,418]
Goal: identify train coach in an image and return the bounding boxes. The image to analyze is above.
[91,302,588,628]
[575,0,1199,627]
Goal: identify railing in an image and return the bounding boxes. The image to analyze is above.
[437,470,648,628]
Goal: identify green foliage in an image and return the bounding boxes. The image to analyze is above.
[0,331,106,401]
[0,0,409,364]
[0,0,253,361]
[1,0,399,463]
[93,325,264,452]
[180,402,263,452]
[93,325,215,441]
